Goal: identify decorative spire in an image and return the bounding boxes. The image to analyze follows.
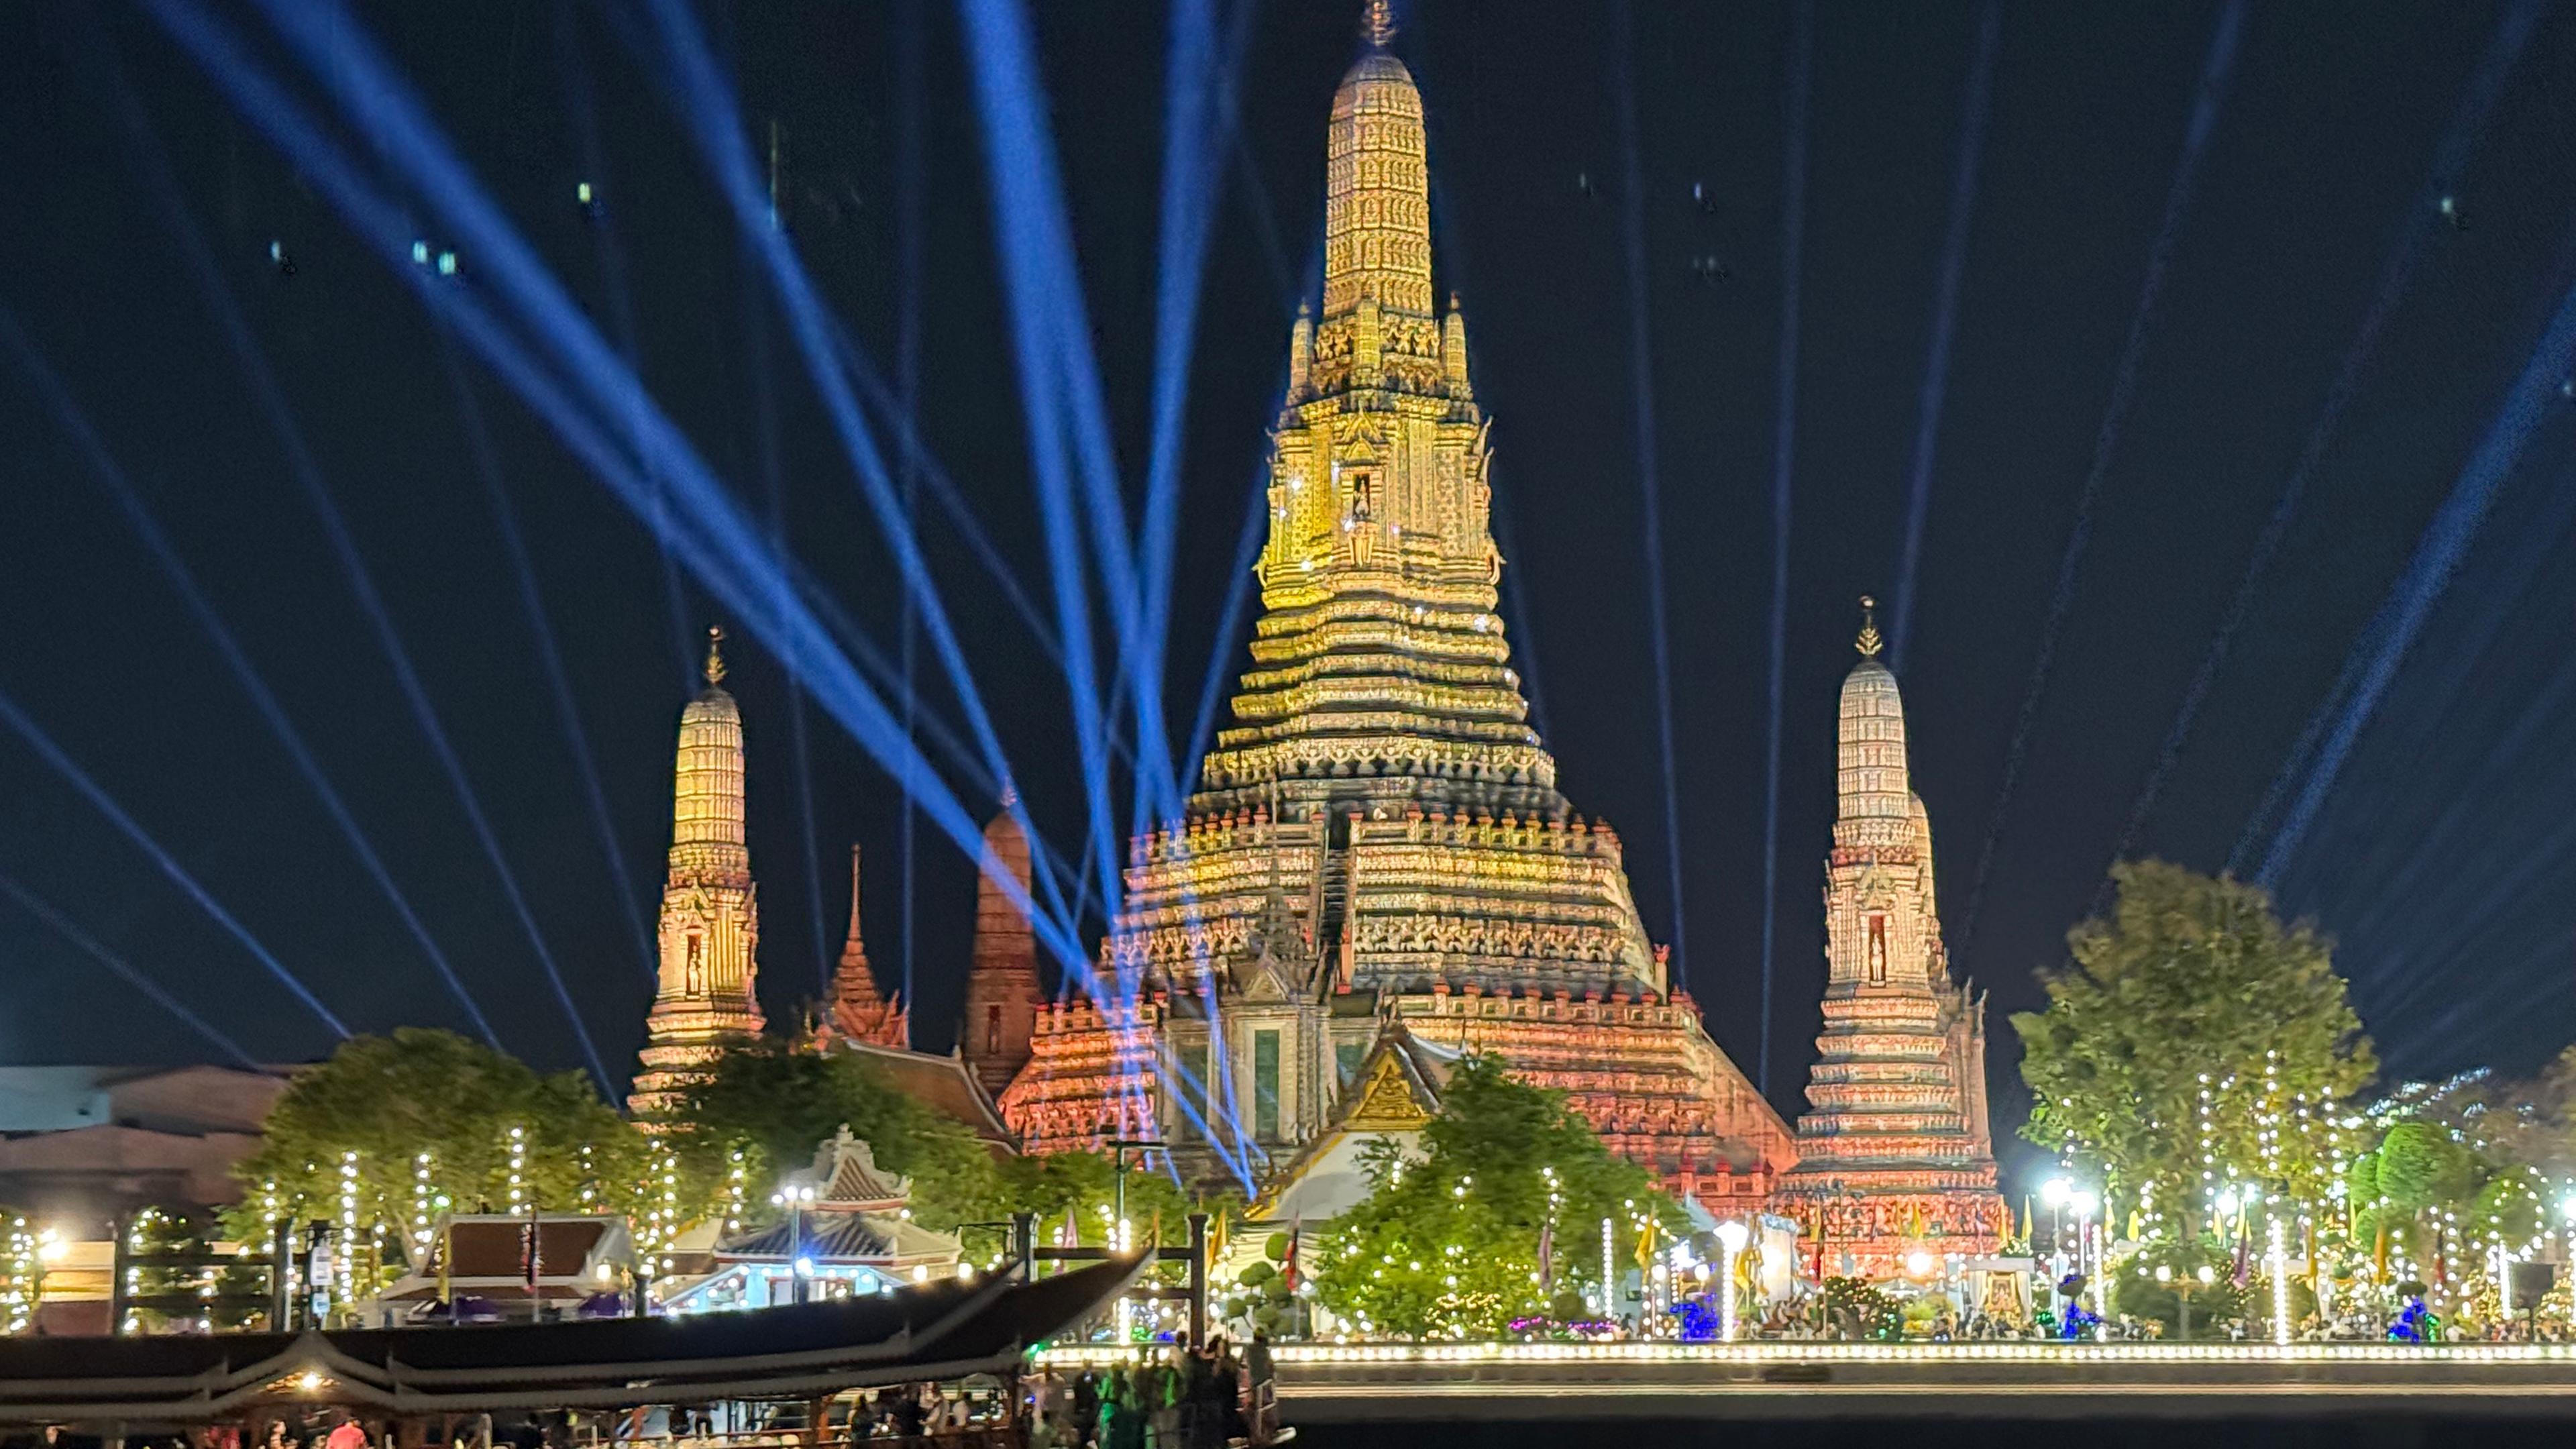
[1855,596,1883,659]
[1363,0,1396,47]
[827,841,908,1051]
[1322,10,1431,319]
[704,625,729,686]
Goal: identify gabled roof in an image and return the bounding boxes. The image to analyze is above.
[1248,1020,1446,1222]
[805,1126,911,1210]
[826,1040,1016,1150]
[714,1208,955,1267]
[427,1216,621,1281]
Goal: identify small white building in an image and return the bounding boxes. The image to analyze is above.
[660,1127,961,1313]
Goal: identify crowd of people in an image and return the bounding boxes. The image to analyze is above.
[1025,1332,1276,1449]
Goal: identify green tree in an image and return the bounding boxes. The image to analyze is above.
[2015,861,2375,1232]
[665,1041,1004,1234]
[1316,1055,1682,1339]
[0,1213,40,1334]
[225,1029,650,1293]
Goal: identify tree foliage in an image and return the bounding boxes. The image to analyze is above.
[225,1030,649,1290]
[1316,1055,1682,1339]
[2015,861,2375,1227]
[664,1041,1004,1231]
[665,1042,1208,1257]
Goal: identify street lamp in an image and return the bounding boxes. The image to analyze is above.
[1713,1220,1750,1342]
[2041,1178,2072,1301]
[2068,1190,2100,1313]
[771,1184,818,1305]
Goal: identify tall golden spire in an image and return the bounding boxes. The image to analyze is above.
[1220,0,1538,818]
[1322,14,1431,319]
[630,625,765,1119]
[1835,600,1912,838]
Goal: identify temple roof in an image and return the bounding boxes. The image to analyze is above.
[826,1038,1016,1150]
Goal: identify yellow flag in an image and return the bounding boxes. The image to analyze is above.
[1206,1211,1228,1269]
[1633,1214,1659,1269]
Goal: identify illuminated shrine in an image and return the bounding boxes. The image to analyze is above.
[991,17,1796,1221]
[629,630,768,1120]
[1768,603,2008,1276]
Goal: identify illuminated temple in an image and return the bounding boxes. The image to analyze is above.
[992,23,1796,1217]
[1771,604,2007,1274]
[623,13,2005,1279]
[629,630,768,1118]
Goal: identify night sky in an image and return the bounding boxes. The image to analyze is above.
[4,3,2575,1173]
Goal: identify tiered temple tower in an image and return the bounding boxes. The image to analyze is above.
[961,800,1044,1095]
[1000,17,1794,1212]
[824,844,909,1050]
[630,629,767,1118]
[1772,602,2006,1275]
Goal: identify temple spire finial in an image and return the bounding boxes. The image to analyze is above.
[704,626,729,686]
[1363,0,1396,48]
[1856,596,1883,659]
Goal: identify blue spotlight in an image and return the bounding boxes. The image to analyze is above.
[162,0,1254,1167]
[0,683,347,1038]
[1,308,497,1046]
[552,0,699,693]
[1609,0,1690,984]
[0,868,259,1069]
[1960,0,2247,951]
[1888,0,2000,676]
[105,54,612,1087]
[2256,268,2576,888]
[1755,0,1815,1097]
[2111,0,2545,871]
[443,348,657,981]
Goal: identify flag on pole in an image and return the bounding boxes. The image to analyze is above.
[1281,1218,1301,1291]
[1633,1214,1659,1270]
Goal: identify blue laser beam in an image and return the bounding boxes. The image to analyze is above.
[168,0,1251,1167]
[1960,0,2247,952]
[1754,0,1815,1097]
[1888,0,2000,677]
[953,0,1145,941]
[618,0,1099,959]
[1610,0,1690,985]
[0,681,347,1038]
[2109,0,2546,872]
[896,0,926,1018]
[1,307,495,1046]
[112,52,612,1091]
[2255,267,2576,888]
[441,345,657,984]
[744,276,835,996]
[0,867,259,1070]
[553,0,698,696]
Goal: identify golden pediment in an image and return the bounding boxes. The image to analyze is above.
[1344,1049,1434,1130]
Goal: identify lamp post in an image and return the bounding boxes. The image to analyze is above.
[771,1184,817,1305]
[2067,1189,2100,1318]
[1106,1138,1163,1343]
[1713,1220,1750,1342]
[2041,1177,2071,1309]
